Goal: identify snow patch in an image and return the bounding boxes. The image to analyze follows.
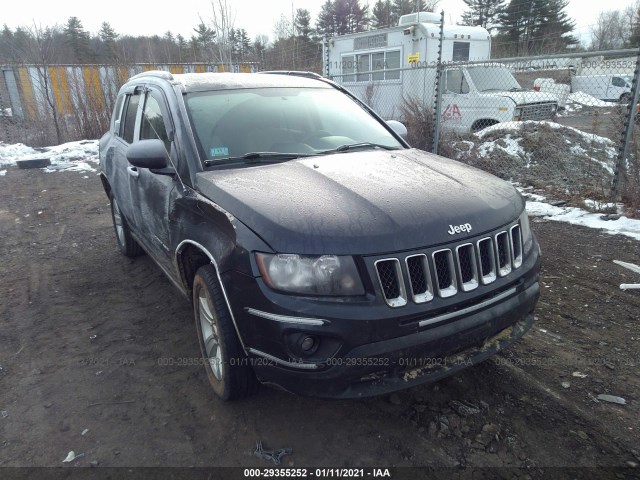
[0,140,98,173]
[527,201,640,241]
[567,92,612,107]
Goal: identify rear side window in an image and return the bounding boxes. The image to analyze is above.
[121,93,141,143]
[112,95,124,134]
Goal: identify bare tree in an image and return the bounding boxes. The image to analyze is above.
[590,1,640,51]
[18,23,63,144]
[207,0,236,69]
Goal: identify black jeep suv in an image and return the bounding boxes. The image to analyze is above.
[99,70,540,400]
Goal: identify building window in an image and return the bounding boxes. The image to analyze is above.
[342,50,401,82]
[452,42,470,62]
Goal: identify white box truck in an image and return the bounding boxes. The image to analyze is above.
[324,12,559,132]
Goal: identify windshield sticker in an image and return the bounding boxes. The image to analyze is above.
[210,146,229,157]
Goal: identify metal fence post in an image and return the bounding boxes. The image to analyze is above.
[611,45,640,200]
[431,10,445,155]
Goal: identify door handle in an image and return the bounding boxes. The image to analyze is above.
[127,166,139,178]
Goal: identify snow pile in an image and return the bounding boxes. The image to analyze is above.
[567,91,612,108]
[0,140,99,173]
[450,122,617,199]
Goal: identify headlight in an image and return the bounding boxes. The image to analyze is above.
[513,108,522,121]
[519,209,533,254]
[255,253,365,296]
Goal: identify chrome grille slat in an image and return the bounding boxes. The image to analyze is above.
[372,221,524,307]
[510,224,523,269]
[495,231,512,277]
[477,237,497,284]
[374,258,407,308]
[456,243,478,292]
[432,249,457,298]
[405,254,433,303]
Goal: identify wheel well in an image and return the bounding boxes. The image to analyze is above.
[471,119,499,132]
[177,244,212,291]
[99,173,112,199]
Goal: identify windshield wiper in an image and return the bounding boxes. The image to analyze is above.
[323,142,401,154]
[204,152,316,167]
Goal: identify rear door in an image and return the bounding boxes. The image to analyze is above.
[107,87,144,235]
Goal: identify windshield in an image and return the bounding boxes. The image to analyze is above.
[466,67,521,92]
[185,87,403,164]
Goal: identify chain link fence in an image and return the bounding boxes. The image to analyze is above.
[327,28,640,215]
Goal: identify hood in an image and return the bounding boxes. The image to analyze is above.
[195,149,523,255]
[487,90,558,105]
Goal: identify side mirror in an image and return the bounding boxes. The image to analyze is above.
[126,139,169,170]
[386,120,408,140]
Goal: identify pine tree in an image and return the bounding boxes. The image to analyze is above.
[372,0,393,29]
[295,9,313,38]
[64,16,93,62]
[317,0,369,36]
[176,34,188,62]
[98,22,118,62]
[317,0,337,37]
[497,0,576,55]
[461,0,506,32]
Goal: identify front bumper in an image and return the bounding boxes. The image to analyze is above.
[253,281,538,398]
[224,240,541,399]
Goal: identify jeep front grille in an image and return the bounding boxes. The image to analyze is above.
[520,102,556,121]
[374,222,524,307]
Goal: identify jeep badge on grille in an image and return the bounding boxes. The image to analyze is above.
[447,223,473,235]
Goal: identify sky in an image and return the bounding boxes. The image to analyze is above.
[1,0,638,46]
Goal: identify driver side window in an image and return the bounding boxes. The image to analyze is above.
[140,93,171,153]
[445,69,469,94]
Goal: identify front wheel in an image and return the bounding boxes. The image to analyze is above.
[193,264,258,400]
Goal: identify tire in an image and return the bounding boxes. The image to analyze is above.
[110,195,144,257]
[193,264,258,401]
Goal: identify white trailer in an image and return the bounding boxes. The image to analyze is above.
[324,12,558,132]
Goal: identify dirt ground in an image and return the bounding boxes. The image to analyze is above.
[0,168,639,477]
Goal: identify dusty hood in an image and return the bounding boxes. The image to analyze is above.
[195,149,523,255]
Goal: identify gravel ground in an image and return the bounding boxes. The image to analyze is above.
[0,168,639,478]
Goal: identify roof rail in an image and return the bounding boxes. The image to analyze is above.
[128,70,175,82]
[258,70,323,80]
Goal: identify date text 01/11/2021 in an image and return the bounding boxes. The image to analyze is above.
[243,468,391,477]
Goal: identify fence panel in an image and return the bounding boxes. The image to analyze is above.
[0,62,258,147]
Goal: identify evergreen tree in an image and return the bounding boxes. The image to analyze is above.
[99,22,118,62]
[295,9,313,38]
[372,0,393,29]
[317,0,337,37]
[316,0,369,37]
[193,22,216,62]
[64,16,92,62]
[0,25,15,63]
[390,0,429,24]
[497,0,576,55]
[176,34,188,62]
[461,0,506,32]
